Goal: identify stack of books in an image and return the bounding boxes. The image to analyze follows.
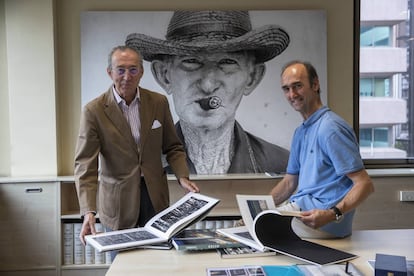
[171,229,245,251]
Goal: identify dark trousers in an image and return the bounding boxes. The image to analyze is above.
[105,176,155,261]
[137,177,156,227]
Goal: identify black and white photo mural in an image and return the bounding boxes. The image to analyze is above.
[81,10,327,175]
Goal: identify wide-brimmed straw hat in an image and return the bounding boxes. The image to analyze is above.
[125,11,290,63]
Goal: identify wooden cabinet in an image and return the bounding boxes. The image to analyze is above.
[60,268,108,276]
[0,178,109,276]
[0,180,58,275]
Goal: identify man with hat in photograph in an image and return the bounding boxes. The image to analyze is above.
[126,11,290,175]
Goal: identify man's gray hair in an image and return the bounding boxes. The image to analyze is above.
[107,45,143,70]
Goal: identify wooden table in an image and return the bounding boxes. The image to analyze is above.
[106,229,414,275]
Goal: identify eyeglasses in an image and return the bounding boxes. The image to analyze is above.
[113,67,140,76]
[281,82,303,93]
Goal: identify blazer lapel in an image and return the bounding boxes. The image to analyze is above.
[102,89,138,153]
[138,88,155,150]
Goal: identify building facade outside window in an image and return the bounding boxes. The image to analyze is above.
[359,0,414,163]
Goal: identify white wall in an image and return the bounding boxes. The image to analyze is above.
[0,1,11,176]
[1,0,57,176]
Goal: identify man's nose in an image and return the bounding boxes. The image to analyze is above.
[197,70,220,94]
[198,79,220,94]
[123,73,133,81]
[286,89,295,97]
[284,87,298,98]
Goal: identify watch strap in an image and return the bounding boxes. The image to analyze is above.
[330,206,342,221]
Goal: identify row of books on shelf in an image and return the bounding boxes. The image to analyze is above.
[63,223,112,266]
[187,218,239,230]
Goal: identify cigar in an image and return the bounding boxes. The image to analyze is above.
[196,96,222,110]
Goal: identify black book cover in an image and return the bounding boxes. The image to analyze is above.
[253,210,357,265]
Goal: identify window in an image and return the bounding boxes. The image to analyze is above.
[360,128,390,147]
[360,26,391,47]
[359,0,414,165]
[360,77,391,97]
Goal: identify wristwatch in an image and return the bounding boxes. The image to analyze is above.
[330,206,343,222]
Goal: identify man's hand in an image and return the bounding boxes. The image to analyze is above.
[299,209,336,229]
[179,177,200,193]
[79,212,97,246]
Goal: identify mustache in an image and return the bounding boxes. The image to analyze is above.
[196,96,222,110]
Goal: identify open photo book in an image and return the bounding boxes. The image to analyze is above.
[218,195,357,265]
[85,192,219,252]
[217,194,301,252]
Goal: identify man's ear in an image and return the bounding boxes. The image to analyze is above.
[151,60,171,94]
[106,67,113,79]
[243,63,266,96]
[312,78,320,94]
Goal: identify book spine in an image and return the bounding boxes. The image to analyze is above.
[176,243,223,251]
[195,220,206,229]
[62,223,74,265]
[223,220,237,228]
[94,223,105,264]
[73,223,85,265]
[215,220,224,229]
[85,243,95,265]
[205,220,216,230]
[105,251,112,265]
[104,227,112,265]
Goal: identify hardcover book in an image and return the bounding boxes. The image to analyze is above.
[62,223,74,265]
[171,229,245,251]
[84,242,95,264]
[253,210,357,266]
[85,192,219,252]
[94,223,106,264]
[218,194,357,265]
[73,223,85,264]
[369,259,413,276]
[374,253,408,276]
[217,247,277,259]
[138,242,173,250]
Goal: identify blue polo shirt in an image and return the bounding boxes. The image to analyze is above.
[287,106,364,237]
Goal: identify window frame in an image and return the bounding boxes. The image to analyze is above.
[355,0,414,169]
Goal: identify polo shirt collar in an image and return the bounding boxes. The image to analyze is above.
[303,106,330,127]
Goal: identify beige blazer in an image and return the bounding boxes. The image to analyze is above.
[74,87,189,230]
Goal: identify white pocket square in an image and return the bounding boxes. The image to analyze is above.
[151,120,162,129]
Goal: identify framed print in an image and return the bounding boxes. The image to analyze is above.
[81,10,327,175]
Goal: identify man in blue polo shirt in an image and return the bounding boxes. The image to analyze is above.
[270,60,374,238]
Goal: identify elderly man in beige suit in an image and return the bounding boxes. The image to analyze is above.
[74,46,199,256]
